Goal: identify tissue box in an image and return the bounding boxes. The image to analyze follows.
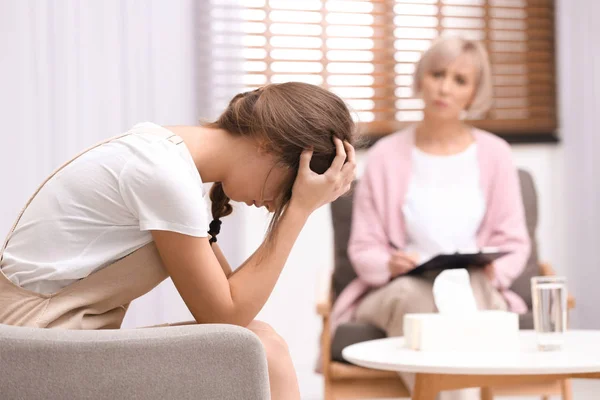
[404,311,519,352]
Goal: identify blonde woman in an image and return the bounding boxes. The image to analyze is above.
[331,36,530,399]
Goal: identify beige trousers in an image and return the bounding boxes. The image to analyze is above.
[355,269,507,400]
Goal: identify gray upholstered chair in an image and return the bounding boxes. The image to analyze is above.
[316,169,575,400]
[0,323,270,400]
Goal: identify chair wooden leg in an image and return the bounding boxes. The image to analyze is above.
[480,387,493,400]
[323,376,334,400]
[560,379,573,400]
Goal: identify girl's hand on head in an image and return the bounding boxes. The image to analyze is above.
[290,137,356,215]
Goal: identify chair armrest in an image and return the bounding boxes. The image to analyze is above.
[539,261,556,277]
[316,268,334,375]
[0,323,269,400]
[316,267,333,316]
[539,262,576,309]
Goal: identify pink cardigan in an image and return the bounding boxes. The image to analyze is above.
[330,126,531,333]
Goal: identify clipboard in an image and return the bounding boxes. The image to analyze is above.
[406,250,511,276]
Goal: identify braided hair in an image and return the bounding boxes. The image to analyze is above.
[207,182,232,244]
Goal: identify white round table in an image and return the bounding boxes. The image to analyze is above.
[342,330,600,400]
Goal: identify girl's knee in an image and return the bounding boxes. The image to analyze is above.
[248,321,300,399]
[247,321,290,357]
[247,320,275,333]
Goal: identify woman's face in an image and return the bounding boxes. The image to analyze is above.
[420,52,478,120]
[221,146,292,212]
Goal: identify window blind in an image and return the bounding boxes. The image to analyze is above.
[209,0,557,139]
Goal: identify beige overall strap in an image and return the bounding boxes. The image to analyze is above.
[0,126,183,261]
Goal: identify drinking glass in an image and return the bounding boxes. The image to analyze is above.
[530,276,568,351]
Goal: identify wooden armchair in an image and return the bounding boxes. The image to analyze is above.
[316,170,576,400]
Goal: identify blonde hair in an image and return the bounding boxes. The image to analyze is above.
[412,36,493,116]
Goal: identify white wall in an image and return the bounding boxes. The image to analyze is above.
[557,0,600,330]
[512,145,567,276]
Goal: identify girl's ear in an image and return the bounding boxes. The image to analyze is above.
[255,138,272,155]
[257,145,270,156]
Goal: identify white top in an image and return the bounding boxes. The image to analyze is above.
[342,330,600,375]
[403,144,486,264]
[1,122,210,295]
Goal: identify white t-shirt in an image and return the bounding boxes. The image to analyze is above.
[402,144,486,264]
[1,122,210,294]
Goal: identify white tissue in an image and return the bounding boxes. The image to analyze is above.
[404,268,519,352]
[432,269,478,315]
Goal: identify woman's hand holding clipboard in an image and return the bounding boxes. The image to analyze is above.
[387,240,420,277]
[388,240,510,277]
